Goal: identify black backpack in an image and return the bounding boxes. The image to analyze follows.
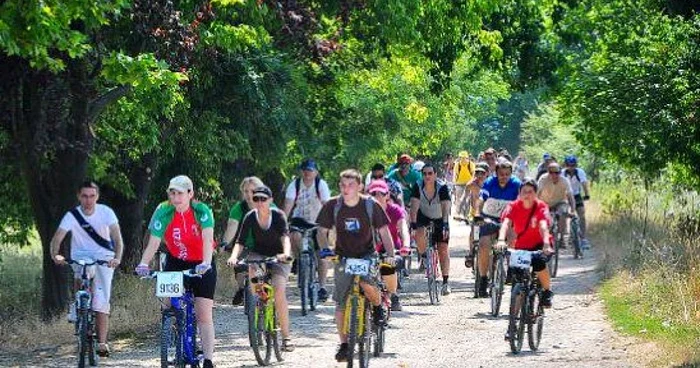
[294,176,322,203]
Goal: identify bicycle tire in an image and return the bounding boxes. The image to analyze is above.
[508,284,525,354]
[490,254,505,317]
[372,301,386,357]
[426,247,438,305]
[77,310,89,368]
[347,296,359,368]
[160,310,184,368]
[432,248,441,304]
[271,303,284,362]
[87,312,98,367]
[309,254,319,311]
[358,299,371,368]
[571,217,583,259]
[528,289,544,351]
[299,253,310,316]
[248,296,271,366]
[473,244,481,298]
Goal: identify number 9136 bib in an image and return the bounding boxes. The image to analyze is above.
[156,272,184,297]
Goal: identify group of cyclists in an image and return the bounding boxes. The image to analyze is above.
[49,148,592,367]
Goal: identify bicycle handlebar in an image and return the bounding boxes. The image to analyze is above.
[137,269,202,279]
[67,259,110,267]
[237,256,293,266]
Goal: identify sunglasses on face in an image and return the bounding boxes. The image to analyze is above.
[476,172,486,177]
[370,192,387,197]
[371,174,384,179]
[548,171,560,175]
[422,171,435,176]
[252,196,268,202]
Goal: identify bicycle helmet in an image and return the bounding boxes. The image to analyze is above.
[564,155,578,165]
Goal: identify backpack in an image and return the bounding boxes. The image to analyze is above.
[333,195,375,226]
[564,168,581,183]
[294,176,322,203]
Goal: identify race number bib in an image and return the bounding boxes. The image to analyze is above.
[482,198,511,218]
[156,272,184,297]
[510,250,532,270]
[345,258,370,276]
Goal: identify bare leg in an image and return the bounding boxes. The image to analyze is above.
[478,235,493,278]
[536,269,551,290]
[415,227,427,255]
[437,243,450,277]
[272,276,290,338]
[335,307,347,343]
[95,312,109,344]
[194,297,215,360]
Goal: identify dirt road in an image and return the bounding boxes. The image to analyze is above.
[8,218,636,367]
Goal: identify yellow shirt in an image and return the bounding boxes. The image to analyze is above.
[454,160,475,185]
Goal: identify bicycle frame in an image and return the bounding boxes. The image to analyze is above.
[68,259,108,368]
[167,290,199,365]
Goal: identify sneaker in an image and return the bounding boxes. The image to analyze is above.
[232,288,244,306]
[504,331,511,341]
[505,268,513,285]
[282,338,295,352]
[318,287,329,303]
[542,290,554,308]
[390,294,402,311]
[291,259,298,275]
[67,304,77,323]
[202,359,214,368]
[335,343,349,362]
[441,283,452,296]
[97,343,110,358]
[464,254,474,268]
[478,276,489,298]
[372,305,385,326]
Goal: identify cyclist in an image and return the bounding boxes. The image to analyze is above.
[283,158,331,302]
[498,178,555,306]
[388,154,422,207]
[136,175,217,368]
[364,163,386,189]
[537,162,577,247]
[563,155,591,248]
[368,180,410,311]
[473,161,521,297]
[536,153,556,180]
[463,163,489,268]
[484,148,498,174]
[514,153,529,180]
[227,186,295,352]
[50,181,124,358]
[409,163,453,295]
[316,169,396,363]
[221,176,266,306]
[453,151,475,219]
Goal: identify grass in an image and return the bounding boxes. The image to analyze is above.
[591,181,700,367]
[0,241,237,355]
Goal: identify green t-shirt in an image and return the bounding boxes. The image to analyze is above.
[388,168,423,204]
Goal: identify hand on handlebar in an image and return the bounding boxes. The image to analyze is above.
[382,255,396,267]
[543,245,554,256]
[53,254,67,266]
[276,254,293,263]
[495,240,508,252]
[319,248,335,259]
[195,262,211,275]
[135,263,150,277]
[472,215,484,225]
[108,258,121,268]
[226,255,239,267]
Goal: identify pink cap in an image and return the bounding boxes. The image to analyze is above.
[367,180,389,194]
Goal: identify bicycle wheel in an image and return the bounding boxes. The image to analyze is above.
[508,284,526,354]
[432,248,441,304]
[270,303,284,362]
[309,254,319,311]
[358,299,372,368]
[490,254,505,317]
[548,239,559,278]
[248,296,271,366]
[87,313,98,367]
[346,296,359,368]
[426,247,438,305]
[160,310,184,368]
[372,301,386,357]
[571,217,583,259]
[473,244,481,298]
[528,289,545,351]
[77,310,89,368]
[299,253,310,316]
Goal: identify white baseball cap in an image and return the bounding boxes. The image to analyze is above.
[167,175,193,192]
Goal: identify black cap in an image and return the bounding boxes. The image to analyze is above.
[252,186,273,199]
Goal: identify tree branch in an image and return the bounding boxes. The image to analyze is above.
[87,85,131,124]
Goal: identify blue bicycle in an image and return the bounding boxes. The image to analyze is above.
[67,259,109,368]
[142,269,203,368]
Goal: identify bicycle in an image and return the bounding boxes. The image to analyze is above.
[239,257,289,366]
[373,262,395,358]
[490,247,506,317]
[423,223,441,305]
[570,215,583,259]
[67,259,109,368]
[290,220,320,316]
[326,254,378,368]
[548,212,561,278]
[141,268,203,368]
[506,250,546,354]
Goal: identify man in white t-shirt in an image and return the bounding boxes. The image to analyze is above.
[283,159,331,301]
[564,155,591,247]
[50,181,124,358]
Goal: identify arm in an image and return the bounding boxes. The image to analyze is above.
[377,226,396,258]
[50,229,69,265]
[281,235,292,258]
[497,218,511,243]
[441,199,451,223]
[222,219,240,245]
[317,227,331,249]
[583,181,591,198]
[397,218,410,249]
[108,223,124,268]
[227,243,244,265]
[539,219,553,254]
[139,235,162,267]
[202,227,214,265]
[283,199,294,218]
[409,197,419,225]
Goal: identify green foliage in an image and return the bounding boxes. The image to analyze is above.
[0,0,129,71]
[520,100,582,163]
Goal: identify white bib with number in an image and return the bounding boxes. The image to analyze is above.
[156,272,184,297]
[482,198,511,218]
[510,250,532,270]
[345,258,370,276]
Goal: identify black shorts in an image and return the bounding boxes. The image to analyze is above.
[416,211,449,244]
[289,217,320,250]
[479,218,501,237]
[164,254,217,300]
[574,194,585,208]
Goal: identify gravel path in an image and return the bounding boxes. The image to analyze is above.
[7,219,637,368]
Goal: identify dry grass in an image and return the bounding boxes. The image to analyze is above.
[0,249,238,355]
[591,182,700,367]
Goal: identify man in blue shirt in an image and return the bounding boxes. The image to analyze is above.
[473,161,521,297]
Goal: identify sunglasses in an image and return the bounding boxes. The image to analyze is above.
[476,171,486,176]
[252,196,268,202]
[548,171,560,175]
[370,192,387,197]
[422,171,435,176]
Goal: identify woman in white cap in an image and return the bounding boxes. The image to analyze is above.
[136,175,218,368]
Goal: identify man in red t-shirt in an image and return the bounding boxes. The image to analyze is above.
[496,178,554,308]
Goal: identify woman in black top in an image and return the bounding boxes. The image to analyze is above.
[227,186,294,351]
